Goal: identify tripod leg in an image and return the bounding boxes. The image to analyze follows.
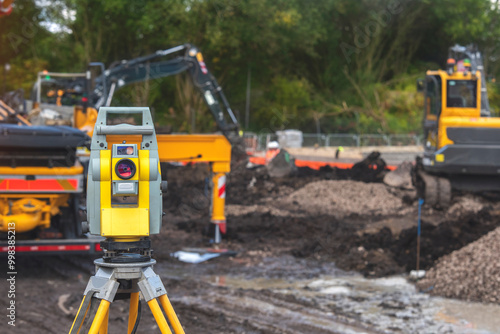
[88,300,111,334]
[147,299,173,334]
[128,292,140,334]
[159,294,185,334]
[69,293,93,334]
[98,307,109,334]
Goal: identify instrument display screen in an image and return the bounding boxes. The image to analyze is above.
[117,145,134,155]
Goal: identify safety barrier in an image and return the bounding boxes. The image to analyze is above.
[244,132,423,151]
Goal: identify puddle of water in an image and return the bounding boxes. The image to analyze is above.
[205,274,500,334]
[319,286,351,295]
[156,261,499,333]
[208,276,298,289]
[435,298,500,334]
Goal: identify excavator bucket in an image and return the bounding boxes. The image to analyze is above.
[383,161,413,189]
[266,149,297,178]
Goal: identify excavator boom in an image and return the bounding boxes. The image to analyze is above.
[89,44,239,136]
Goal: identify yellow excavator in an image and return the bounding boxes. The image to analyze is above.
[413,44,500,207]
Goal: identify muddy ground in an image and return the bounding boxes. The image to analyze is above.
[2,162,500,333]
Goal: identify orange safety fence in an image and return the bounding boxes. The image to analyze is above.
[166,155,398,171]
[249,156,397,171]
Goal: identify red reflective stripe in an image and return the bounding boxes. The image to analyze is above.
[217,175,226,198]
[95,244,102,251]
[68,179,78,189]
[218,184,226,197]
[0,178,79,191]
[199,61,208,74]
[0,5,12,16]
[1,245,91,252]
[217,221,227,234]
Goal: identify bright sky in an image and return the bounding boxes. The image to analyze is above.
[35,0,75,34]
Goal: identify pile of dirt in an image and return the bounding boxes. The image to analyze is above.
[279,180,403,218]
[392,208,499,270]
[288,207,500,277]
[226,165,343,206]
[227,157,392,206]
[417,225,500,304]
[162,163,211,218]
[226,166,300,205]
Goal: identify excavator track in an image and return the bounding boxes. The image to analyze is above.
[416,171,451,208]
[436,176,452,207]
[412,158,451,208]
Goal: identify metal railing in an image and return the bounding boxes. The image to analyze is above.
[244,132,422,151]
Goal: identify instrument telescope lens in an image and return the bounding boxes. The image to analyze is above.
[116,159,136,179]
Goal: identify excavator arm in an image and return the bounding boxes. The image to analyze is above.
[90,44,240,137]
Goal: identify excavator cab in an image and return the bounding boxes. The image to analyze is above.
[446,79,477,108]
[421,46,488,159]
[422,70,480,157]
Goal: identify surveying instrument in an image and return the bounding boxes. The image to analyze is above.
[69,107,185,334]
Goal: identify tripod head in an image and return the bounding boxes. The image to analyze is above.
[86,107,162,262]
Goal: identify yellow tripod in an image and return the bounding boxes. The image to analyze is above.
[68,258,185,334]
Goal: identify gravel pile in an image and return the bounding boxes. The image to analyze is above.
[446,194,485,217]
[279,180,403,218]
[418,226,500,303]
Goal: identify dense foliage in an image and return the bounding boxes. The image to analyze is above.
[2,0,500,134]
